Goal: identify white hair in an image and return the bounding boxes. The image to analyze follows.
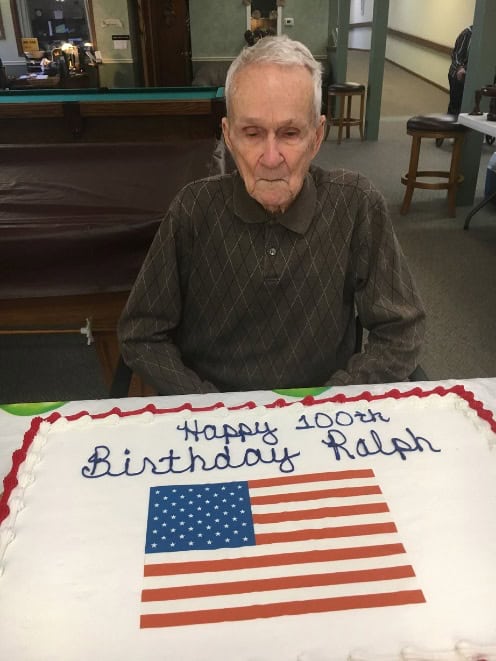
[224,35,323,126]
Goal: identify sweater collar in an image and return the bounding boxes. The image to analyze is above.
[232,170,316,235]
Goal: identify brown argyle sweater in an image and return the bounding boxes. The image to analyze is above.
[118,166,425,394]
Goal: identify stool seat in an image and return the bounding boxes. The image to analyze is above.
[328,82,365,93]
[407,113,466,133]
[326,82,366,144]
[400,114,467,217]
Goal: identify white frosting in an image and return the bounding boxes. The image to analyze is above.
[1,388,496,661]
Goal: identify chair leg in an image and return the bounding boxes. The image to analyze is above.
[94,330,121,390]
[401,134,421,215]
[447,134,464,217]
[464,188,496,229]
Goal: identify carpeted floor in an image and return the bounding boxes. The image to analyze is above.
[1,52,495,404]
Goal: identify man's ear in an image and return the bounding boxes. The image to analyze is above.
[222,117,233,152]
[312,115,326,155]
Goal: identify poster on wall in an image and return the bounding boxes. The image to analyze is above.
[0,6,5,40]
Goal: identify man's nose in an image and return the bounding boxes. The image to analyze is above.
[260,136,284,168]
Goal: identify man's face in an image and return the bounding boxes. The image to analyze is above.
[222,63,325,213]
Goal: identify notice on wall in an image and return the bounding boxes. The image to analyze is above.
[21,37,39,53]
[112,34,129,50]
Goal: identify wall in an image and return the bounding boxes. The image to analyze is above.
[189,0,246,64]
[189,0,330,85]
[281,0,329,60]
[91,0,135,87]
[0,0,27,74]
[189,0,329,63]
[386,0,476,90]
[349,0,373,50]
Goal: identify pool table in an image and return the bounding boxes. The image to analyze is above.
[0,86,226,143]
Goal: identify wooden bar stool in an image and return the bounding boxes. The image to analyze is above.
[325,82,365,144]
[400,114,468,217]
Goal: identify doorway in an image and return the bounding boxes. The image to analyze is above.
[134,0,192,87]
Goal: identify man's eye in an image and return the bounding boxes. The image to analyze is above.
[282,129,299,138]
[244,129,260,138]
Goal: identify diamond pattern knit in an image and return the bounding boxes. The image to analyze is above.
[118,166,425,394]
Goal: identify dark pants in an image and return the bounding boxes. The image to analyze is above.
[448,74,465,115]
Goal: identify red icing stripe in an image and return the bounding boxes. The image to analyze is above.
[252,501,389,524]
[139,589,426,628]
[248,468,375,487]
[141,565,416,602]
[250,484,382,505]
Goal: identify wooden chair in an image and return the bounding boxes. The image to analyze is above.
[325,82,366,144]
[110,354,152,398]
[400,114,467,217]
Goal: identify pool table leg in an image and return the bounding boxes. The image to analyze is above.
[63,102,84,138]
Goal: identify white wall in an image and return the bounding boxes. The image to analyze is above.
[349,0,373,50]
[0,0,25,65]
[386,0,476,89]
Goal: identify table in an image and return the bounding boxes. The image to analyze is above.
[6,71,95,90]
[458,112,496,139]
[0,86,226,143]
[457,112,496,228]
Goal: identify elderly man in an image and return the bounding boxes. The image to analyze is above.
[118,35,425,395]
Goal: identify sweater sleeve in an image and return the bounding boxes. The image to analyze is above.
[452,28,471,71]
[117,201,219,395]
[326,185,426,386]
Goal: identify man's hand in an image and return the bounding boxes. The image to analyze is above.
[456,66,466,81]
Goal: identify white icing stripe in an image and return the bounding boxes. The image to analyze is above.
[143,554,415,589]
[139,576,422,614]
[144,533,406,564]
[250,511,395,534]
[253,493,388,511]
[250,477,381,497]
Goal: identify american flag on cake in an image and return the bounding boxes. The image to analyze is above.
[140,470,425,628]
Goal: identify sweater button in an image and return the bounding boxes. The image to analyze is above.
[267,247,277,256]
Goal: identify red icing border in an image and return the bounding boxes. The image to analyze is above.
[2,385,495,526]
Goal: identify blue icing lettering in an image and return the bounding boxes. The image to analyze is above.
[176,419,279,445]
[321,426,441,461]
[81,442,300,478]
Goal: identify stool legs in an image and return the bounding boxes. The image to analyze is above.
[400,135,421,215]
[326,91,365,144]
[400,131,465,217]
[346,95,352,140]
[337,95,346,145]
